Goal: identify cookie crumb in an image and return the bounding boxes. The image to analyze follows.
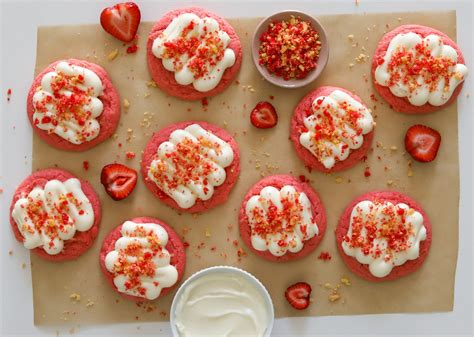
[407,160,414,177]
[69,293,81,302]
[146,80,157,88]
[123,98,130,109]
[329,293,341,302]
[107,49,119,61]
[85,299,94,308]
[335,177,343,184]
[355,53,369,63]
[340,277,351,286]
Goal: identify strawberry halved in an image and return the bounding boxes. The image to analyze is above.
[100,2,141,43]
[100,163,137,200]
[250,101,278,129]
[404,124,441,163]
[285,282,312,310]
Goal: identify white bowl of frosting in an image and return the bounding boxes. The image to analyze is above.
[170,266,274,337]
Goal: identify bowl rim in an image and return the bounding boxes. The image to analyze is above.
[169,265,275,337]
[251,9,330,89]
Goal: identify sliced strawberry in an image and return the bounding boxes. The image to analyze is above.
[100,163,137,200]
[404,124,441,162]
[250,101,278,129]
[285,282,312,310]
[100,2,141,43]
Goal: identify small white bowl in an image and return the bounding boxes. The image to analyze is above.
[170,266,274,337]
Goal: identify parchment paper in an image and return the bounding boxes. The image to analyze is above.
[31,11,459,325]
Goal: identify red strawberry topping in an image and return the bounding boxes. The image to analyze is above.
[285,282,312,310]
[100,163,137,200]
[250,101,278,129]
[404,124,441,162]
[100,2,141,43]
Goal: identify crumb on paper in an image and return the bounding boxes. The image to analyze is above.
[390,145,398,151]
[205,228,211,238]
[335,177,343,184]
[107,49,119,61]
[123,98,130,109]
[355,53,369,63]
[69,293,81,302]
[407,160,414,177]
[387,179,394,186]
[85,299,94,308]
[146,80,157,88]
[329,293,341,302]
[341,277,351,286]
[347,34,354,41]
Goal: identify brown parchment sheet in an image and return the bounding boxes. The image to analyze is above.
[31,11,459,325]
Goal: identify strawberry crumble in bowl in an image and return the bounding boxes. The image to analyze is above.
[252,10,329,88]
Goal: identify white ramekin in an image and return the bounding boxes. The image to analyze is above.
[170,265,274,337]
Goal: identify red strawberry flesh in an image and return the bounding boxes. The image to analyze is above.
[404,124,441,163]
[100,163,137,200]
[100,2,141,43]
[250,101,278,129]
[285,282,312,310]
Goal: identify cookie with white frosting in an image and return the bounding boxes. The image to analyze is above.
[146,7,243,100]
[291,86,375,173]
[27,59,120,151]
[239,174,326,262]
[99,217,186,301]
[336,190,432,281]
[141,121,240,213]
[372,24,468,113]
[9,168,101,261]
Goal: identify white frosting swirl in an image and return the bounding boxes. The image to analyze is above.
[342,200,427,278]
[245,185,319,257]
[174,272,270,337]
[11,178,94,255]
[32,61,104,144]
[148,124,234,209]
[152,13,236,92]
[299,89,374,169]
[375,32,468,106]
[104,221,178,300]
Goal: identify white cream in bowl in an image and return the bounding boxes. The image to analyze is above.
[170,266,274,337]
